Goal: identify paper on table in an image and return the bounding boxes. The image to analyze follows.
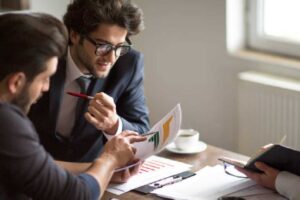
[107,155,191,195]
[152,165,256,200]
[134,104,182,160]
[222,184,285,200]
[153,165,285,200]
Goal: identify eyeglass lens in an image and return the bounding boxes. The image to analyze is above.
[96,44,130,57]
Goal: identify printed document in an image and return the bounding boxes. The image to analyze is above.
[107,155,191,195]
[134,104,182,160]
[152,165,285,200]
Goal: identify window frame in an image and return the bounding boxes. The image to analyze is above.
[247,0,300,58]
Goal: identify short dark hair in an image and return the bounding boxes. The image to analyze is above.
[63,0,144,44]
[0,13,68,82]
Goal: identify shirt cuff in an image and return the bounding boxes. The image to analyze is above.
[275,171,300,200]
[78,173,100,200]
[103,116,123,140]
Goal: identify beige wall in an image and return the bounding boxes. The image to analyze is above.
[132,0,256,151]
[30,0,70,19]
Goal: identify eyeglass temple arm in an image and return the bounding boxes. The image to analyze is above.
[126,37,132,45]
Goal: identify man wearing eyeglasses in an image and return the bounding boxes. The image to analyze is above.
[28,0,150,173]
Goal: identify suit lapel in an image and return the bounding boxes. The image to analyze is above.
[49,59,66,133]
[72,77,107,137]
[90,78,106,96]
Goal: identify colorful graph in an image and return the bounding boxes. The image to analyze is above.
[162,116,173,144]
[149,132,160,150]
[138,158,174,174]
[149,116,174,150]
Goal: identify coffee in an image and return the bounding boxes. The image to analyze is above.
[180,134,193,137]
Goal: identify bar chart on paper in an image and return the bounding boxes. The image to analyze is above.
[134,104,182,160]
[107,156,191,195]
[138,157,174,174]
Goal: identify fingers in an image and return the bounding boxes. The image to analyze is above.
[235,166,263,183]
[236,162,279,190]
[85,92,119,132]
[235,167,255,178]
[120,130,139,137]
[128,135,147,143]
[87,104,108,121]
[132,147,137,154]
[129,160,141,176]
[255,162,279,176]
[121,168,131,182]
[110,170,130,183]
[93,92,115,109]
[120,131,147,143]
[111,161,141,183]
[85,112,98,126]
[255,162,270,172]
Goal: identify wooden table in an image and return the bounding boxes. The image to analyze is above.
[102,145,249,200]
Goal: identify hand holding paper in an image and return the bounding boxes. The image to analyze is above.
[134,104,182,160]
[114,104,182,172]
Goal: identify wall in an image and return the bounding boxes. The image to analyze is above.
[131,0,257,151]
[30,0,70,19]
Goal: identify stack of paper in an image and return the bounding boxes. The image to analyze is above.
[107,155,191,195]
[152,165,284,200]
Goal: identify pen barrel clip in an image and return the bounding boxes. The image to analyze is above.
[155,177,183,188]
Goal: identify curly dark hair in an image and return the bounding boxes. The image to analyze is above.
[63,0,144,44]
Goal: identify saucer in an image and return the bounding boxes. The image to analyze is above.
[165,141,207,154]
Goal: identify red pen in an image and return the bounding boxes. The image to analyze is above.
[67,91,94,100]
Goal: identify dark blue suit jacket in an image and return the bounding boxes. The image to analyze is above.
[28,49,150,162]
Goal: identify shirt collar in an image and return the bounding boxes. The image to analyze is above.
[65,48,85,86]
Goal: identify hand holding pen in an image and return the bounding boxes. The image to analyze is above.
[67,91,119,134]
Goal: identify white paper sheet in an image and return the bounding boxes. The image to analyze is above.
[152,165,272,200]
[107,155,191,195]
[223,184,286,200]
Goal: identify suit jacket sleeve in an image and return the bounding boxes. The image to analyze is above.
[116,51,150,134]
[0,104,100,200]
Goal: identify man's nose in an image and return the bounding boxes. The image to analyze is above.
[103,49,117,63]
[43,81,50,92]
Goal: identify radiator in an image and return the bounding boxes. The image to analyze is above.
[238,71,300,155]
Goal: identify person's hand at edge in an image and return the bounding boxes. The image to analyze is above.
[110,158,142,183]
[236,162,279,190]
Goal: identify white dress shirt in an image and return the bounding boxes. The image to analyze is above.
[56,48,122,138]
[275,171,300,200]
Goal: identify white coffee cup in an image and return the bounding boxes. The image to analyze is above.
[174,129,199,151]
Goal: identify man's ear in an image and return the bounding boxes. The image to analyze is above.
[70,29,80,45]
[7,72,26,95]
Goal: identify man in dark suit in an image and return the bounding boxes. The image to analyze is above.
[29,0,150,162]
[0,12,145,200]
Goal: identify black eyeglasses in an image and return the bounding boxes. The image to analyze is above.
[221,161,248,179]
[83,35,132,57]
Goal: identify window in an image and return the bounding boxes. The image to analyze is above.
[248,0,300,58]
